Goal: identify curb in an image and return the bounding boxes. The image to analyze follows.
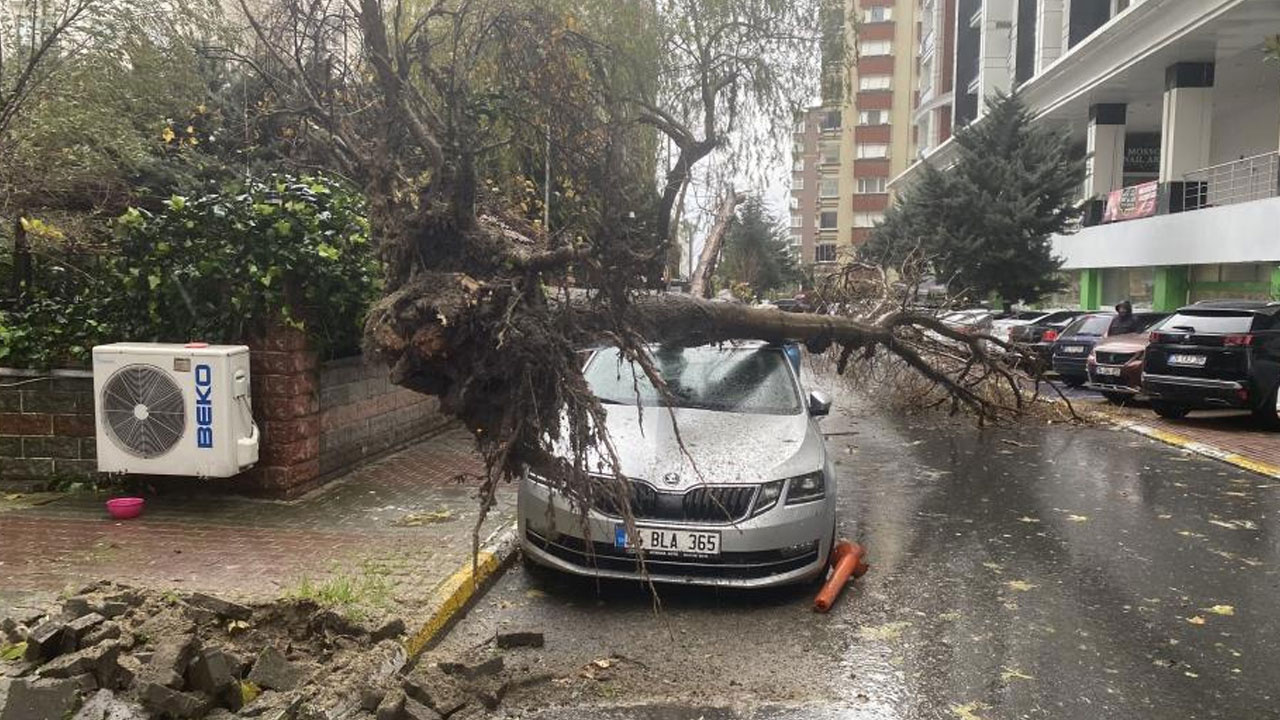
[403,521,519,659]
[1115,420,1280,480]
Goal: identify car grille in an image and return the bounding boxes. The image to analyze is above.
[526,530,820,580]
[1096,351,1137,365]
[588,478,756,524]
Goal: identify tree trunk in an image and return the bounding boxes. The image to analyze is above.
[688,190,744,298]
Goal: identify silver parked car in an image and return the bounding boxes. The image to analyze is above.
[519,343,838,588]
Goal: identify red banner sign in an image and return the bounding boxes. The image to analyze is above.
[1102,181,1158,223]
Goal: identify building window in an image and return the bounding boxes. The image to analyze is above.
[865,6,892,22]
[856,143,889,159]
[789,234,802,247]
[820,143,841,165]
[852,212,884,228]
[790,214,803,228]
[860,40,892,57]
[792,176,804,190]
[859,75,892,91]
[858,110,888,126]
[819,211,838,229]
[789,196,800,209]
[820,110,841,131]
[820,179,840,197]
[856,177,888,194]
[792,158,805,172]
[815,244,838,263]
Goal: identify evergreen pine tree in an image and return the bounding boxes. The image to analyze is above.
[861,91,1085,306]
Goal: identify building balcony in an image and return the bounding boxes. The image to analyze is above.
[1054,193,1280,272]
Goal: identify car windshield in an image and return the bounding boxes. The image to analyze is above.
[1162,311,1260,334]
[1011,311,1046,321]
[1064,315,1113,336]
[1040,311,1078,324]
[583,346,802,415]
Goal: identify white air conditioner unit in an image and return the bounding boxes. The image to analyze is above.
[92,343,260,478]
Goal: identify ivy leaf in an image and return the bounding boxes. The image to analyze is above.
[167,195,187,211]
[316,243,340,261]
[148,274,162,290]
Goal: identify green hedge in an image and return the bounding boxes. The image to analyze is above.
[0,175,378,368]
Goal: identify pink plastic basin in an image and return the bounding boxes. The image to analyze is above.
[105,497,145,520]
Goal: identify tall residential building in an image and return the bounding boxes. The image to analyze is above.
[894,0,1280,309]
[791,0,919,273]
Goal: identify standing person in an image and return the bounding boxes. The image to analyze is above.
[1112,300,1139,334]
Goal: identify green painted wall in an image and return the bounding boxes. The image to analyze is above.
[1272,265,1280,301]
[1080,269,1102,310]
[1152,266,1189,311]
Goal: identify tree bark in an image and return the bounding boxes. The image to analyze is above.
[688,189,744,298]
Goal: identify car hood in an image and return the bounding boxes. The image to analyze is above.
[594,405,822,489]
[1093,332,1150,353]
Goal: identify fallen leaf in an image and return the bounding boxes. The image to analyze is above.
[1184,671,1199,678]
[1017,516,1040,524]
[1186,616,1206,625]
[1067,515,1088,523]
[1000,667,1034,682]
[1203,605,1235,616]
[1007,580,1036,592]
[525,589,547,599]
[950,701,987,720]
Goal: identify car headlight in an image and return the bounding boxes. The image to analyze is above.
[751,480,785,516]
[785,471,825,504]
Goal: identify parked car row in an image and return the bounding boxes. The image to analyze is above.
[1036,300,1280,428]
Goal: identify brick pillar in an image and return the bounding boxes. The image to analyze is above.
[236,324,321,498]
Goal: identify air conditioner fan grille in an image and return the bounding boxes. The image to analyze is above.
[102,364,186,458]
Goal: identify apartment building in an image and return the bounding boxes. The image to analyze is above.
[790,0,919,272]
[895,0,1280,309]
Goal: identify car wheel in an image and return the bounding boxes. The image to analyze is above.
[1151,402,1190,420]
[1062,376,1086,389]
[1102,392,1130,405]
[1251,384,1280,430]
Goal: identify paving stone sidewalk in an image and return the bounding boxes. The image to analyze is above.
[0,427,514,625]
[1079,396,1280,475]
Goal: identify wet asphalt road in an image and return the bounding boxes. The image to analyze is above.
[431,387,1280,719]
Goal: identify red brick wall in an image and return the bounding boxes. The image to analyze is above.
[0,373,97,488]
[2,326,449,497]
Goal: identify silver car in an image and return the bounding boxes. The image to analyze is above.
[519,343,838,588]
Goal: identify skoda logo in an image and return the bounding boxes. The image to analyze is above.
[662,472,681,487]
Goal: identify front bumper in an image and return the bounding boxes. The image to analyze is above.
[1052,355,1088,379]
[518,479,836,588]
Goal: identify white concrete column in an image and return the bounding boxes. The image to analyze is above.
[979,0,1016,105]
[1085,103,1126,196]
[1035,0,1064,74]
[1159,62,1215,182]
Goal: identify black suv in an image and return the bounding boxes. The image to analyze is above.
[1141,300,1280,425]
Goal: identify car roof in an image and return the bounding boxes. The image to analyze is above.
[1183,300,1280,315]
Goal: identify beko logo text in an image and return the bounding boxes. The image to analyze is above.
[195,364,213,448]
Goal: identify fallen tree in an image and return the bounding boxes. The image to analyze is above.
[227,0,1068,537]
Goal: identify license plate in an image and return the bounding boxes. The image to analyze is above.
[1096,366,1121,376]
[1061,345,1086,354]
[1169,354,1207,367]
[615,525,721,556]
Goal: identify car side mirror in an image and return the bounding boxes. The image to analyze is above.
[808,390,832,417]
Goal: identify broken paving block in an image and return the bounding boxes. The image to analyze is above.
[437,655,503,680]
[37,640,119,680]
[62,597,94,619]
[374,690,405,720]
[247,647,304,691]
[141,682,212,719]
[82,621,122,648]
[185,647,234,695]
[495,631,544,649]
[183,593,252,622]
[0,677,80,720]
[144,634,199,689]
[22,621,66,662]
[67,613,106,647]
[401,696,442,720]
